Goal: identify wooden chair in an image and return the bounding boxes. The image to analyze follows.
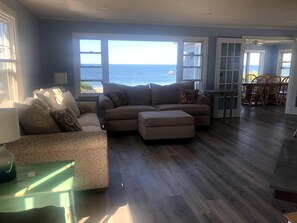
[266,75,281,105]
[244,73,257,82]
[242,74,257,105]
[249,76,267,106]
[276,76,289,106]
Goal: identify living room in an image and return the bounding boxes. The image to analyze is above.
[1,0,297,222]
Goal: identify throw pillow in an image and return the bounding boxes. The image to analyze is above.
[150,81,195,105]
[55,91,81,117]
[179,89,199,104]
[108,90,127,107]
[36,91,57,108]
[50,104,82,132]
[24,97,49,111]
[17,103,61,135]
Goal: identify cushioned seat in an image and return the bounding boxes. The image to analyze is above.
[139,110,195,140]
[78,113,101,126]
[105,105,157,120]
[156,104,210,116]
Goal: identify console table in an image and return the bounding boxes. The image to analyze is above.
[203,89,237,123]
[0,161,76,223]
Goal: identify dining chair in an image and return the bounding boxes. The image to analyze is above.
[249,76,267,106]
[242,74,257,105]
[266,75,281,105]
[276,76,289,105]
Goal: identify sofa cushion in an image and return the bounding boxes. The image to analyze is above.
[55,91,81,117]
[78,113,101,127]
[103,82,151,105]
[81,125,102,131]
[156,104,210,116]
[179,89,199,104]
[36,91,57,108]
[124,85,151,105]
[105,105,157,120]
[150,81,195,105]
[24,97,49,111]
[17,103,61,135]
[50,105,82,132]
[197,94,211,105]
[108,90,128,107]
[33,87,64,98]
[99,95,115,110]
[102,82,127,95]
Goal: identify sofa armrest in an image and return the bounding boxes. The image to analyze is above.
[6,130,109,190]
[77,101,97,113]
[99,94,114,110]
[197,93,210,105]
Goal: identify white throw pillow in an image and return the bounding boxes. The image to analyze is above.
[55,91,80,117]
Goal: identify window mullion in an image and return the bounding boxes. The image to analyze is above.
[101,39,109,83]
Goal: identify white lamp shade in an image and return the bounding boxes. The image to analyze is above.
[54,72,68,85]
[0,108,20,144]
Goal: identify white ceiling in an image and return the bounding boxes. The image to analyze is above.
[19,0,297,29]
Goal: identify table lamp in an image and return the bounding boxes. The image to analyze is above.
[0,108,20,183]
[54,72,67,85]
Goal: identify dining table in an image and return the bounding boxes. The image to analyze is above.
[242,81,288,105]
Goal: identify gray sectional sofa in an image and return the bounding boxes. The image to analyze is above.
[99,81,211,132]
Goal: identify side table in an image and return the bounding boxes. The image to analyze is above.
[0,161,76,223]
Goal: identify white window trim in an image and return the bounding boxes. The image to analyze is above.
[72,33,208,97]
[243,49,265,76]
[277,49,292,77]
[0,3,23,106]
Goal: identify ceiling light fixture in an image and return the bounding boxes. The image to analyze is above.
[252,40,263,45]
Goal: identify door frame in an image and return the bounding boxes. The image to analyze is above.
[242,36,297,115]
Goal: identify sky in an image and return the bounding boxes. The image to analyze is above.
[80,40,177,65]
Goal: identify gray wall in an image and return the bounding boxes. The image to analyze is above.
[39,19,297,92]
[0,0,41,97]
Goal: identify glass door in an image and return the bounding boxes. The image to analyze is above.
[214,38,244,118]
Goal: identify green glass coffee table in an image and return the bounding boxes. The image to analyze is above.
[0,160,76,223]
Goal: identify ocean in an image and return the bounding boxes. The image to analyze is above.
[81,64,176,87]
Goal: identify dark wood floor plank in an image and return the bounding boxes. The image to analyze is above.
[73,106,297,223]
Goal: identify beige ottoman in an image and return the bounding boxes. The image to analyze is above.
[138,110,195,140]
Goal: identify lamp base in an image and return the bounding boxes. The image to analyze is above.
[0,144,16,183]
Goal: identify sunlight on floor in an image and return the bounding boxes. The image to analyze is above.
[78,204,133,223]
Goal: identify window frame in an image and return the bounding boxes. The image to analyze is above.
[277,49,292,77]
[73,33,208,97]
[0,3,23,107]
[243,50,265,81]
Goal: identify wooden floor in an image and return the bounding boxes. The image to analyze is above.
[75,106,297,223]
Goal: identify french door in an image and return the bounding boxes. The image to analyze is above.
[214,38,244,118]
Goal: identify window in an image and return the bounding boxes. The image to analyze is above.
[242,50,265,81]
[0,5,21,108]
[278,50,292,76]
[73,33,208,96]
[79,39,103,94]
[183,42,202,87]
[108,40,177,86]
